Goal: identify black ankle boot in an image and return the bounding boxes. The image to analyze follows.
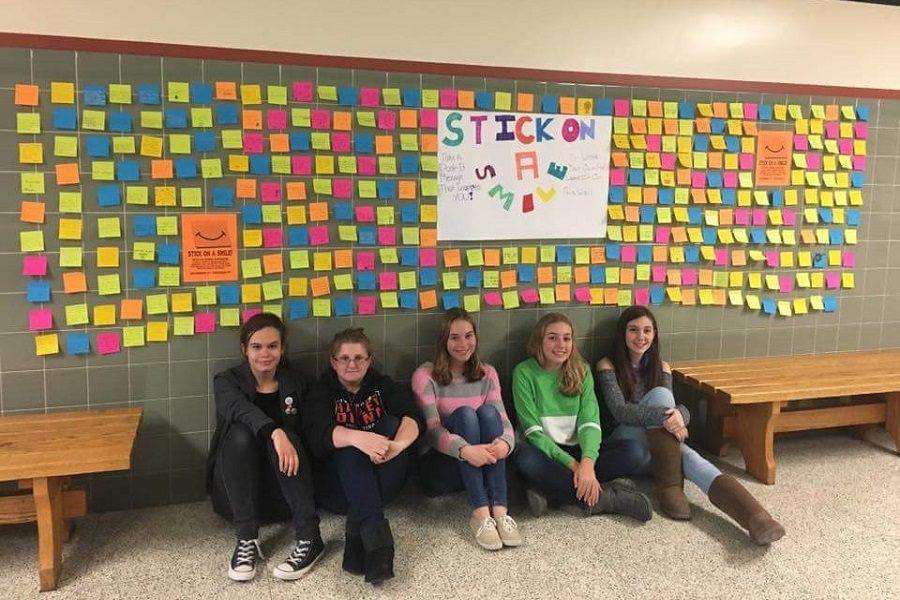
[342,531,365,575]
[360,518,394,584]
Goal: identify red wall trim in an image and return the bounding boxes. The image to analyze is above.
[2,31,898,100]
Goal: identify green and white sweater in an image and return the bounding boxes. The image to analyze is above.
[512,358,602,468]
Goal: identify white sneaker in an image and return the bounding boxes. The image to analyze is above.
[469,516,503,551]
[495,514,523,547]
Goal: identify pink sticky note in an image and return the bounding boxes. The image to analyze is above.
[292,155,312,175]
[752,209,767,226]
[651,265,667,282]
[609,169,626,186]
[654,226,671,243]
[97,332,121,355]
[332,178,352,199]
[420,109,438,129]
[782,209,797,226]
[377,110,396,130]
[359,88,380,107]
[682,269,698,285]
[779,275,794,293]
[332,132,352,153]
[765,250,780,267]
[660,153,676,170]
[520,288,540,304]
[260,182,282,203]
[739,153,754,170]
[311,109,331,130]
[852,155,866,170]
[620,245,637,263]
[826,272,842,289]
[842,251,856,267]
[824,122,839,139]
[734,209,750,226]
[439,88,457,108]
[714,248,728,266]
[28,308,53,331]
[308,226,329,246]
[634,288,650,306]
[419,249,438,267]
[806,152,821,170]
[242,308,262,322]
[23,255,48,276]
[646,135,661,152]
[573,287,590,303]
[267,109,287,130]
[243,133,264,154]
[839,139,854,155]
[262,227,283,248]
[357,156,377,175]
[613,99,630,116]
[793,135,808,151]
[854,122,868,139]
[377,227,396,246]
[483,292,502,307]
[356,251,376,271]
[691,171,706,188]
[355,206,375,222]
[357,296,377,315]
[743,103,758,120]
[195,312,216,334]
[379,272,398,290]
[723,171,738,188]
[292,81,313,102]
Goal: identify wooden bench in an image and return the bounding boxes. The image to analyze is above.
[672,350,900,484]
[0,407,142,592]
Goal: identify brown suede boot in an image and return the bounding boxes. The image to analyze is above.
[707,474,785,545]
[646,428,691,520]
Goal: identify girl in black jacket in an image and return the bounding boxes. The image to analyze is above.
[208,313,323,582]
[303,327,423,584]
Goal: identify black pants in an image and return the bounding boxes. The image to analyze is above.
[314,415,410,533]
[211,422,320,541]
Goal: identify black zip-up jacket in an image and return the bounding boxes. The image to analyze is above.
[302,367,424,459]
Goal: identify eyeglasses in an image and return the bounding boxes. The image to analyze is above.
[333,354,370,366]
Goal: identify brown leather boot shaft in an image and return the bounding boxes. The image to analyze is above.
[708,474,785,545]
[646,428,691,519]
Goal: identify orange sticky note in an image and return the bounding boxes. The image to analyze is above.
[20,201,45,224]
[457,90,475,110]
[270,133,289,153]
[63,271,87,293]
[419,289,438,310]
[120,298,143,320]
[537,266,553,284]
[555,284,571,302]
[421,134,438,153]
[263,253,284,274]
[308,202,329,221]
[483,249,501,267]
[398,180,417,199]
[574,266,590,284]
[242,110,263,130]
[559,97,576,114]
[399,110,417,129]
[500,270,517,288]
[215,81,237,100]
[286,181,307,201]
[517,93,534,112]
[334,249,353,269]
[443,249,461,268]
[55,162,80,185]
[647,101,663,117]
[604,288,618,304]
[419,228,437,247]
[151,159,173,179]
[695,118,711,133]
[236,178,257,199]
[15,84,39,106]
[333,111,352,130]
[310,276,331,297]
[375,135,394,154]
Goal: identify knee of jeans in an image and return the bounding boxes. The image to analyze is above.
[221,423,258,457]
[449,406,479,438]
[641,386,676,410]
[619,438,651,473]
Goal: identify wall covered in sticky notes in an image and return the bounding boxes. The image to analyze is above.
[2,42,900,510]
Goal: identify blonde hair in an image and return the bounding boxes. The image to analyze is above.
[526,313,586,396]
[432,308,484,386]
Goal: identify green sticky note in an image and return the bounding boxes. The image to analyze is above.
[483,271,499,288]
[126,186,149,205]
[92,161,115,181]
[540,245,556,262]
[421,89,439,108]
[317,85,338,101]
[356,111,376,127]
[167,82,190,103]
[399,133,418,151]
[191,107,213,128]
[112,136,136,154]
[97,217,121,238]
[574,247,591,264]
[156,216,178,236]
[379,248,399,264]
[401,227,419,245]
[312,178,333,195]
[399,271,417,290]
[141,111,163,129]
[272,155,290,174]
[54,135,79,157]
[338,225,358,241]
[312,298,332,316]
[169,134,191,154]
[382,88,401,106]
[82,110,105,131]
[262,304,282,318]
[158,266,180,286]
[17,113,41,134]
[146,293,169,315]
[311,132,331,150]
[220,307,240,327]
[123,326,145,347]
[466,249,484,266]
[21,172,46,194]
[420,155,438,172]
[556,266,572,283]
[502,247,519,264]
[65,303,89,325]
[502,290,520,309]
[380,292,399,309]
[338,155,358,174]
[262,205,282,224]
[378,156,396,174]
[262,280,283,301]
[173,316,194,335]
[631,99,648,117]
[539,287,556,305]
[221,129,243,149]
[97,273,121,296]
[289,250,310,270]
[59,191,82,213]
[376,206,395,225]
[463,294,481,313]
[442,272,461,290]
[194,285,217,305]
[59,246,82,267]
[242,258,263,279]
[181,187,203,207]
[201,158,223,179]
[420,178,438,197]
[267,85,288,105]
[291,108,311,127]
[358,180,377,198]
[333,274,353,290]
[494,91,512,111]
[133,241,155,261]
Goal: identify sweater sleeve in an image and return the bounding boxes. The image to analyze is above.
[482,365,515,454]
[511,363,576,469]
[300,381,337,459]
[213,371,275,437]
[411,366,467,458]
[575,369,602,461]
[596,368,669,427]
[659,372,691,427]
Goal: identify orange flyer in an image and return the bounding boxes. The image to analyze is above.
[181,213,238,282]
[754,130,793,187]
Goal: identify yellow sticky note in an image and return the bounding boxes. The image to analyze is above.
[145,321,168,342]
[93,304,117,325]
[35,334,60,356]
[96,246,119,267]
[51,81,75,104]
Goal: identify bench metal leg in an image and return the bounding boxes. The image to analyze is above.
[886,392,900,453]
[33,477,64,592]
[735,402,781,485]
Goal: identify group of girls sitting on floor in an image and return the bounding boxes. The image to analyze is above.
[207,306,785,585]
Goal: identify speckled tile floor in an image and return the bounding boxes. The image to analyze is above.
[3,429,898,599]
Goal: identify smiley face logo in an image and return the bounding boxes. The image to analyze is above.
[192,218,232,248]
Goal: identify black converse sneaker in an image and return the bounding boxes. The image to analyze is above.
[228,539,263,582]
[272,536,325,580]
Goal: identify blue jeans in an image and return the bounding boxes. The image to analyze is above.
[514,437,645,506]
[610,387,721,494]
[419,405,508,508]
[314,415,411,532]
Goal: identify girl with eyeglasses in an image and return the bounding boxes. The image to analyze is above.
[412,308,524,551]
[303,327,423,584]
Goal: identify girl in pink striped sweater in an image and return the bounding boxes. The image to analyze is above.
[412,308,524,551]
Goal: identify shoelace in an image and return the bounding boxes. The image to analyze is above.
[284,540,311,568]
[498,515,518,531]
[475,517,498,537]
[234,539,262,567]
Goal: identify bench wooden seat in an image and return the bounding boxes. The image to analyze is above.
[0,407,142,592]
[672,349,900,484]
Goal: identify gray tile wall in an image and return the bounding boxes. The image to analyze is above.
[1,47,898,511]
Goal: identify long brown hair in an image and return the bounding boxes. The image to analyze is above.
[609,305,663,402]
[240,312,288,364]
[431,308,485,386]
[527,313,586,396]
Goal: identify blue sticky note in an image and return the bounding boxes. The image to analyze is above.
[595,98,613,116]
[465,270,483,288]
[857,106,870,121]
[710,119,726,134]
[770,190,784,207]
[108,111,133,133]
[706,171,723,188]
[556,246,573,263]
[829,229,844,245]
[813,252,827,268]
[400,203,419,224]
[399,291,418,310]
[290,132,310,151]
[333,202,353,221]
[702,228,717,245]
[640,207,655,223]
[606,244,621,261]
[97,185,121,207]
[609,187,625,203]
[354,134,374,154]
[684,247,700,263]
[590,266,605,284]
[419,268,438,287]
[190,83,213,104]
[357,272,377,290]
[287,226,309,247]
[242,205,262,225]
[758,104,773,121]
[66,333,91,355]
[725,136,740,152]
[540,95,559,113]
[218,284,240,305]
[53,108,78,130]
[441,292,460,310]
[650,287,666,304]
[288,299,310,320]
[846,210,860,226]
[132,268,156,289]
[83,85,107,106]
[87,135,110,158]
[678,102,695,119]
[399,154,419,174]
[358,226,377,245]
[117,160,140,182]
[851,172,864,188]
[637,246,653,263]
[157,243,180,265]
[401,88,421,107]
[517,265,535,283]
[818,208,833,223]
[721,189,737,206]
[249,155,270,175]
[174,158,198,179]
[212,186,234,208]
[658,188,674,205]
[334,295,354,316]
[762,298,777,315]
[376,179,397,199]
[475,91,493,110]
[400,248,419,266]
[138,84,160,105]
[27,281,51,303]
[687,208,703,225]
[628,170,645,185]
[337,87,359,106]
[693,136,710,152]
[134,215,157,237]
[823,296,838,312]
[194,131,216,152]
[750,229,766,244]
[216,103,238,125]
[164,108,188,129]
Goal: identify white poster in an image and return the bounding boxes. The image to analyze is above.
[437,110,612,241]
